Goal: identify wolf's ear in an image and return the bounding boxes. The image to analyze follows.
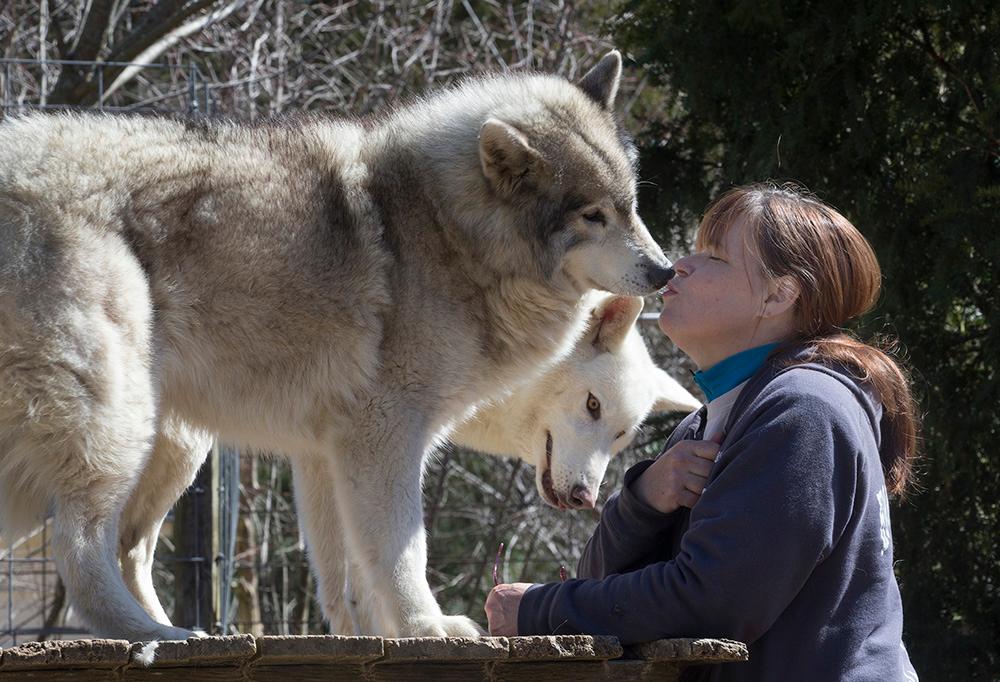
[591,295,643,352]
[479,119,548,197]
[577,50,622,110]
[650,368,702,414]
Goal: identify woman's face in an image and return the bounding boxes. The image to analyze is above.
[658,217,772,368]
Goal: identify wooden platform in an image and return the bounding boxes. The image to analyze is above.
[0,634,747,680]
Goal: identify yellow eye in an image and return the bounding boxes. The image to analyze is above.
[615,430,626,440]
[586,393,601,419]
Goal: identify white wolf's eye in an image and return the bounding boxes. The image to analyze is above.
[583,209,606,225]
[586,393,601,419]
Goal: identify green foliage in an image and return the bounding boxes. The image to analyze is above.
[614,2,999,678]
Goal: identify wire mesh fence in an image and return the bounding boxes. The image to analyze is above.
[0,57,212,116]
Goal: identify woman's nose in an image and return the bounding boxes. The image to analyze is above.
[672,256,692,276]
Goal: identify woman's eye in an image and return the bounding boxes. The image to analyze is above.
[586,392,601,419]
[583,209,606,225]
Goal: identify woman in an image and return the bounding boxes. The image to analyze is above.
[485,183,920,680]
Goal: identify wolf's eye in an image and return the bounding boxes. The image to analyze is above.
[586,393,601,419]
[583,209,606,225]
[615,430,626,440]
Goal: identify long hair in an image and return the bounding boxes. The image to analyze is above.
[696,182,919,497]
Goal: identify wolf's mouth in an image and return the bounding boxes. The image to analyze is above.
[541,430,563,509]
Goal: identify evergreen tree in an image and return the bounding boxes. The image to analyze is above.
[615,2,999,678]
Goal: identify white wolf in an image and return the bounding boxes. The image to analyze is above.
[452,294,699,511]
[0,51,677,640]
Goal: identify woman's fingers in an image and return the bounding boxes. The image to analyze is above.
[679,452,715,478]
[678,490,701,509]
[634,439,722,513]
[682,472,709,495]
[684,440,721,460]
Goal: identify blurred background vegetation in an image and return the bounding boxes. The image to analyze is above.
[1,1,996,679]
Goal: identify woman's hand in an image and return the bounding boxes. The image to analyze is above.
[484,582,533,636]
[632,438,720,513]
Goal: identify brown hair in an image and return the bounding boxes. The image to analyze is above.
[697,182,919,497]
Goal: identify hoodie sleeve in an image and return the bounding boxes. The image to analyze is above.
[577,410,703,579]
[518,371,864,645]
[576,459,686,579]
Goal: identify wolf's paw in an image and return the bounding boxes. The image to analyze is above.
[132,626,206,666]
[408,614,486,638]
[163,625,203,640]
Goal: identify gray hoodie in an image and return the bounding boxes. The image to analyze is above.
[517,351,918,681]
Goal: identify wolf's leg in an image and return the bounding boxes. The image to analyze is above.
[292,455,381,635]
[119,415,212,626]
[0,229,197,642]
[343,553,382,634]
[46,370,195,641]
[43,374,196,640]
[329,402,484,638]
[289,455,363,635]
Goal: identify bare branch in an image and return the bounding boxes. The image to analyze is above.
[108,0,217,64]
[103,0,244,101]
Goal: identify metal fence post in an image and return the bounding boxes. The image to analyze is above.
[3,62,10,116]
[188,62,198,115]
[173,453,214,632]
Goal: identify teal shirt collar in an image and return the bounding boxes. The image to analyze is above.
[693,343,782,402]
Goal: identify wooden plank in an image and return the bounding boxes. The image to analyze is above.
[505,635,622,661]
[249,664,371,682]
[492,660,649,682]
[380,637,508,662]
[126,635,256,668]
[624,638,747,664]
[125,668,245,681]
[254,635,383,664]
[0,639,129,670]
[372,661,491,681]
[0,670,117,681]
[0,635,748,680]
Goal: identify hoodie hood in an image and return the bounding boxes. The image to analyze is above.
[721,343,885,452]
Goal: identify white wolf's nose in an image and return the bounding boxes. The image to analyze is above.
[568,484,596,510]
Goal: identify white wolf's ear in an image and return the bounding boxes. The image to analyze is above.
[479,119,548,197]
[651,368,702,414]
[577,50,622,110]
[592,295,643,352]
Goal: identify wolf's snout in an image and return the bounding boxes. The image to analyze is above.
[645,264,676,290]
[567,484,596,510]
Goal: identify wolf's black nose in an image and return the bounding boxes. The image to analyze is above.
[647,265,675,290]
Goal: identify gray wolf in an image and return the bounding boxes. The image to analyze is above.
[0,50,675,640]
